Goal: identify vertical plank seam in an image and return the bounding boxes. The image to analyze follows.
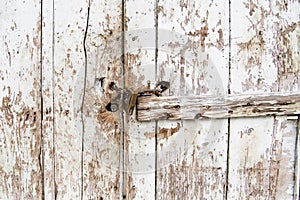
[155,121,158,200]
[154,0,159,199]
[225,119,230,200]
[293,116,299,200]
[121,0,126,198]
[225,0,232,199]
[40,0,45,199]
[227,0,232,96]
[52,0,57,198]
[154,0,158,82]
[81,0,91,199]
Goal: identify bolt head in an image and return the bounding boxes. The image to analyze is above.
[110,103,119,112]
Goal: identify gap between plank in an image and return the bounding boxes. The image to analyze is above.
[154,0,159,199]
[81,0,91,199]
[225,0,232,198]
[120,0,126,199]
[39,0,45,199]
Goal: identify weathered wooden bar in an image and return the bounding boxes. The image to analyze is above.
[137,91,300,121]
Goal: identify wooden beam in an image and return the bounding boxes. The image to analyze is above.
[137,92,300,121]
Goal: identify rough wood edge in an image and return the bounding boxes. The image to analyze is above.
[137,91,300,121]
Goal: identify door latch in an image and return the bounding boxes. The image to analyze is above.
[106,81,170,116]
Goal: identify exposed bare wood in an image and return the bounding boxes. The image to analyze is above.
[228,118,274,199]
[156,0,229,199]
[82,0,123,199]
[137,91,300,121]
[273,117,298,199]
[157,120,228,199]
[228,117,298,199]
[229,1,300,199]
[51,0,87,198]
[0,0,42,198]
[125,0,157,199]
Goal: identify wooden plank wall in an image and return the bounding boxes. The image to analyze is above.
[0,0,299,199]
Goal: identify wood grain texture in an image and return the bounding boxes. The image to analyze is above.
[82,0,123,199]
[231,0,277,93]
[156,0,229,199]
[228,117,298,199]
[137,91,300,121]
[273,117,298,199]
[273,1,300,92]
[231,0,300,93]
[0,0,42,199]
[157,120,228,199]
[228,117,275,199]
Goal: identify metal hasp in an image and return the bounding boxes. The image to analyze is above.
[106,81,171,116]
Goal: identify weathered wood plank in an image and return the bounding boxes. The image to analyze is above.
[273,117,298,199]
[231,1,278,93]
[52,0,87,198]
[228,117,276,199]
[274,1,300,92]
[82,0,123,199]
[137,91,300,121]
[228,117,298,199]
[156,0,229,199]
[41,0,55,198]
[231,0,299,93]
[273,1,300,198]
[157,120,228,199]
[0,0,42,199]
[229,0,276,198]
[125,0,157,199]
[229,0,300,199]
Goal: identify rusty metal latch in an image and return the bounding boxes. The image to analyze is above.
[106,81,170,116]
[128,92,138,115]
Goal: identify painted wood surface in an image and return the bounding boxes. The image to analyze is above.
[82,0,123,199]
[50,1,89,198]
[0,0,299,199]
[156,0,229,199]
[137,91,300,121]
[125,0,157,199]
[228,0,300,199]
[0,0,42,199]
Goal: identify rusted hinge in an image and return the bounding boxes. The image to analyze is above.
[106,81,170,116]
